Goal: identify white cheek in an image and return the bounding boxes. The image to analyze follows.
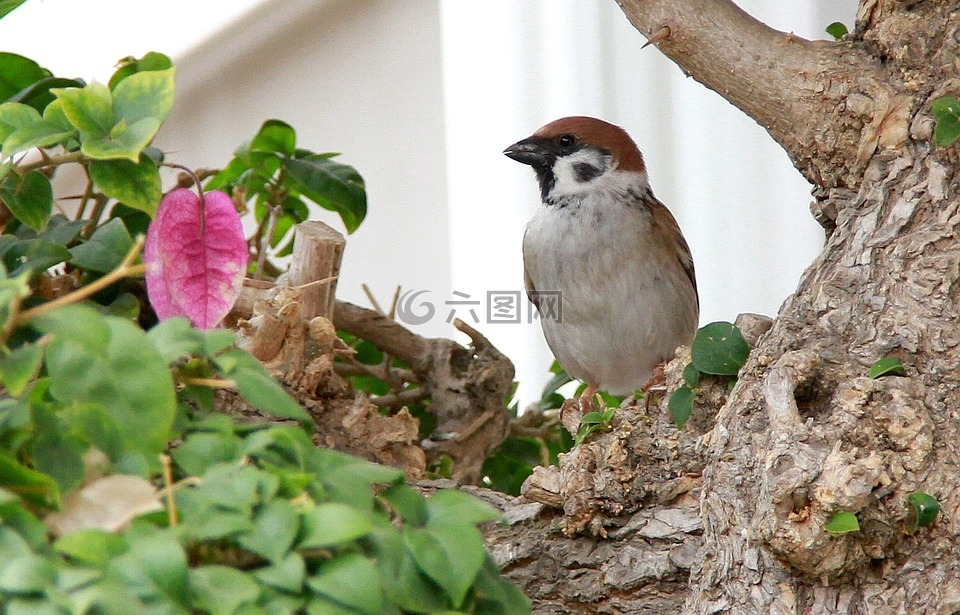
[550,150,610,196]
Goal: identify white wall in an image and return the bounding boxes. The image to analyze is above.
[160,0,453,336]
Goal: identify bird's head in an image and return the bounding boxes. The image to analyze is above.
[504,116,647,203]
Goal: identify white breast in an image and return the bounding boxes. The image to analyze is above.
[522,176,697,394]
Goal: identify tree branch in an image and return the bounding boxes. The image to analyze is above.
[333,300,431,373]
[615,0,911,191]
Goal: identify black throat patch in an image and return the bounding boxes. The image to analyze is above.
[534,166,556,202]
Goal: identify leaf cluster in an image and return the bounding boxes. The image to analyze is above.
[668,321,750,429]
[932,96,960,148]
[0,45,529,614]
[823,491,939,536]
[206,120,366,276]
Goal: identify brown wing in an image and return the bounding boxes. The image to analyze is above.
[648,195,699,309]
[676,232,698,309]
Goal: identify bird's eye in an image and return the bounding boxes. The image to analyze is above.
[558,134,576,148]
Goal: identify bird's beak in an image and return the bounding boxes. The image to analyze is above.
[503,137,548,167]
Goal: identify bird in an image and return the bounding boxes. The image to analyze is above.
[504,116,699,427]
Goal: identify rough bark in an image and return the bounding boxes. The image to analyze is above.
[480,1,960,613]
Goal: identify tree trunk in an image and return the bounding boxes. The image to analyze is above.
[487,1,960,612]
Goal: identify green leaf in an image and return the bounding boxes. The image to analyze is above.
[198,463,274,514]
[539,366,572,410]
[68,217,133,273]
[691,321,750,376]
[176,489,254,541]
[38,214,86,245]
[204,154,252,191]
[41,98,73,132]
[117,524,189,607]
[426,489,501,526]
[216,348,313,427]
[201,328,237,356]
[52,81,113,136]
[254,551,305,593]
[241,426,315,470]
[682,362,701,388]
[100,292,140,320]
[0,171,52,232]
[108,202,151,237]
[472,557,531,615]
[299,502,372,548]
[824,511,860,534]
[88,157,162,215]
[481,437,539,496]
[236,499,299,562]
[146,317,204,364]
[0,524,32,561]
[189,566,261,615]
[0,267,32,336]
[172,431,242,477]
[368,523,449,613]
[7,76,85,112]
[0,1,28,22]
[80,117,161,162]
[310,448,403,510]
[0,500,47,551]
[405,522,486,608]
[108,52,173,90]
[36,308,176,457]
[307,553,383,615]
[0,343,43,395]
[579,410,607,425]
[54,529,129,567]
[0,53,49,104]
[381,484,428,526]
[282,155,366,233]
[825,22,848,40]
[906,491,940,532]
[28,303,110,352]
[1,238,70,278]
[869,357,906,379]
[573,406,615,446]
[2,120,74,157]
[30,404,86,494]
[111,67,174,128]
[933,96,960,147]
[0,553,55,594]
[60,403,125,462]
[251,119,296,157]
[668,386,695,429]
[0,101,40,144]
[0,450,59,509]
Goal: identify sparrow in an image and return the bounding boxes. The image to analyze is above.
[504,116,699,423]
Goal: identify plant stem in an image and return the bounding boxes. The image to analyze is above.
[18,151,85,173]
[179,376,237,388]
[16,235,146,323]
[255,204,280,277]
[161,454,178,527]
[82,194,109,238]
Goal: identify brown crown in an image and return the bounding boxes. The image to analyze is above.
[533,116,646,173]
